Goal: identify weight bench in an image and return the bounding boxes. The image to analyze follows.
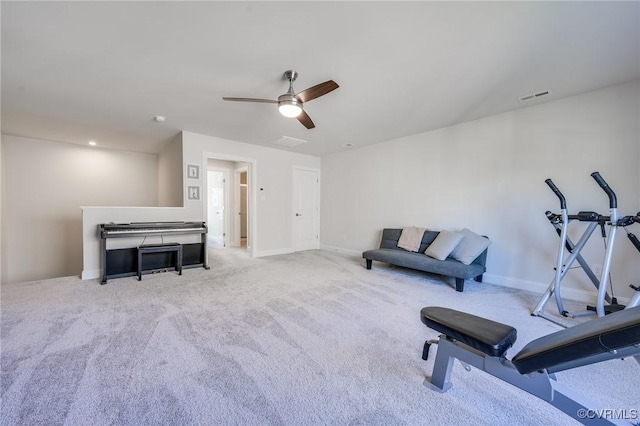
[421,306,640,425]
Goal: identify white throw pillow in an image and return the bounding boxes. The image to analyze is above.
[450,228,491,265]
[424,230,463,261]
[397,226,427,252]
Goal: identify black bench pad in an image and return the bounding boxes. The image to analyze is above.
[512,306,640,374]
[421,307,517,358]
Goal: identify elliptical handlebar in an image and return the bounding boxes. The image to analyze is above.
[545,179,566,210]
[590,172,617,209]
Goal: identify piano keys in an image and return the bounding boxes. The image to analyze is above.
[99,221,209,284]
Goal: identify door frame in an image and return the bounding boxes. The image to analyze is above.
[202,152,256,257]
[234,166,249,249]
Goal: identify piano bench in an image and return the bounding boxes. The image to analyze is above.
[137,243,183,281]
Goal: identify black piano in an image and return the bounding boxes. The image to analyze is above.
[99,221,209,284]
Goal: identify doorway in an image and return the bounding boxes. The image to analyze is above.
[203,155,254,255]
[237,170,249,248]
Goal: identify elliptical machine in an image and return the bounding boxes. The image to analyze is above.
[587,173,640,315]
[532,172,640,327]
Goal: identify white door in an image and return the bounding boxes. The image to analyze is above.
[293,168,320,251]
[207,170,227,248]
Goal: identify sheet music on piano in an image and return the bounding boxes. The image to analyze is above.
[99,221,209,284]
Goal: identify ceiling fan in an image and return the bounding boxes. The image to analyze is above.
[223,70,339,129]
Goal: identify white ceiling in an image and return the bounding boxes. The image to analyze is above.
[2,1,639,157]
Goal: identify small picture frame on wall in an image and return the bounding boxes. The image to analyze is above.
[187,164,200,179]
[187,186,200,200]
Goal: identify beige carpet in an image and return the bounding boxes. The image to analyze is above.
[1,248,638,425]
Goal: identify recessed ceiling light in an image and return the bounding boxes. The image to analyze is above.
[88,141,97,146]
[154,115,166,122]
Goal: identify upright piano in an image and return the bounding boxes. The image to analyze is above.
[99,221,209,284]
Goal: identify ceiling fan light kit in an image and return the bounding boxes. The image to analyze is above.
[277,95,303,118]
[223,70,339,129]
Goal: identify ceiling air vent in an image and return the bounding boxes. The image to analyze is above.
[519,89,552,103]
[269,136,307,147]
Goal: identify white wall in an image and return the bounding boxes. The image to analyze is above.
[182,131,321,256]
[320,80,640,302]
[0,134,3,283]
[1,135,159,283]
[158,133,183,207]
[80,131,321,279]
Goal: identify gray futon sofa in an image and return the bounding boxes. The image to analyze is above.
[362,228,488,292]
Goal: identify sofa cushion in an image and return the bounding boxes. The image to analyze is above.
[379,228,438,252]
[450,228,492,265]
[362,248,485,279]
[380,229,404,249]
[424,230,463,261]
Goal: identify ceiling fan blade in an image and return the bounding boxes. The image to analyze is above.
[222,97,277,104]
[295,80,339,103]
[297,110,315,129]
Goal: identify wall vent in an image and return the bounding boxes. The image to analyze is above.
[270,136,307,147]
[519,89,552,102]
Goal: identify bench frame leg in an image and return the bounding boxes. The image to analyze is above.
[455,278,465,292]
[425,335,632,425]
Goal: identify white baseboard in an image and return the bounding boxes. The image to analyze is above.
[319,245,362,257]
[483,273,632,305]
[315,245,632,305]
[253,246,362,258]
[81,269,100,280]
[254,248,294,258]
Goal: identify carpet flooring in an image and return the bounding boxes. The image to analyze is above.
[1,249,638,425]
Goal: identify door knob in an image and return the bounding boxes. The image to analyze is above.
[296,213,301,217]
